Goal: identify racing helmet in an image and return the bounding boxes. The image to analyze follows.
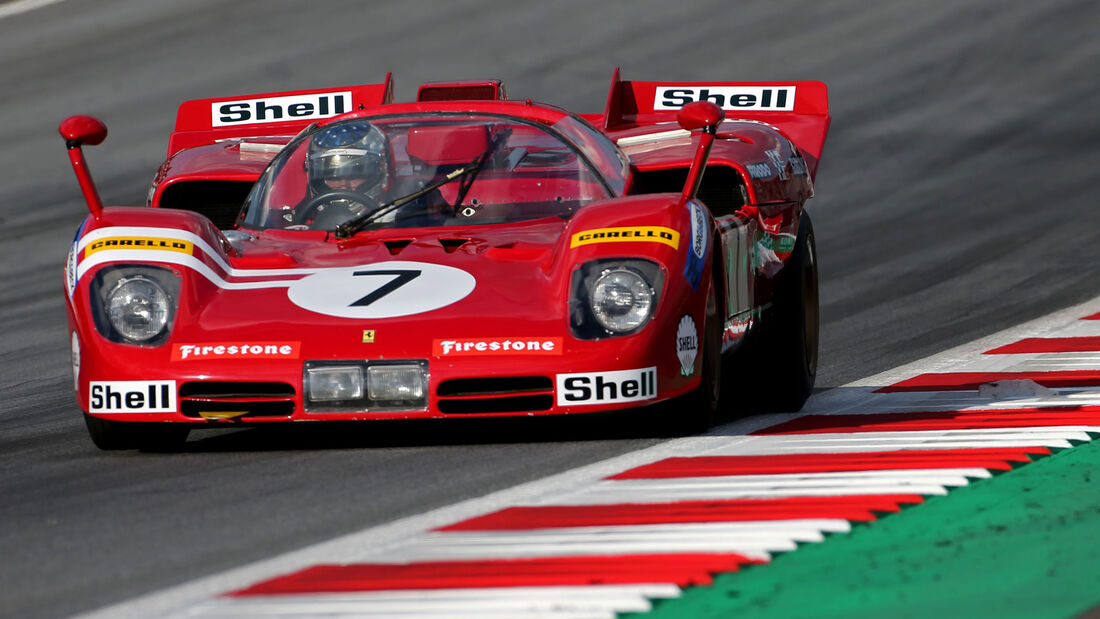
[306,120,389,194]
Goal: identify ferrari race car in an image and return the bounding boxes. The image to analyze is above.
[60,70,829,449]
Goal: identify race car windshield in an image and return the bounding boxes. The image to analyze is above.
[239,114,613,232]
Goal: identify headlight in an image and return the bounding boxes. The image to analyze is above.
[591,268,653,333]
[106,276,170,342]
[570,259,664,339]
[90,265,180,345]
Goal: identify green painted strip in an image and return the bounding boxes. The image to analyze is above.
[630,438,1100,619]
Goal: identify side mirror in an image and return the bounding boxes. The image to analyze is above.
[676,100,725,132]
[58,115,108,215]
[676,102,725,204]
[59,115,108,147]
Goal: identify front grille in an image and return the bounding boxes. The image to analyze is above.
[436,376,553,414]
[179,381,296,419]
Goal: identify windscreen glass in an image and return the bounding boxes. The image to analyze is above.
[239,113,613,232]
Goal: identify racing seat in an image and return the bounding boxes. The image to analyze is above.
[405,125,493,217]
[406,124,491,170]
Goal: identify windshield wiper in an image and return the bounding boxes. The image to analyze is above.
[334,129,509,238]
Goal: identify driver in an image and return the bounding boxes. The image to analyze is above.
[294,120,390,228]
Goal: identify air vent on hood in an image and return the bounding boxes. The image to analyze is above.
[439,238,469,253]
[383,239,414,255]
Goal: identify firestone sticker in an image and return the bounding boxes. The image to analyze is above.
[434,338,563,357]
[676,314,698,377]
[172,342,300,361]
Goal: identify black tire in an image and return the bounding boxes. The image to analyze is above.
[83,414,190,452]
[726,211,819,413]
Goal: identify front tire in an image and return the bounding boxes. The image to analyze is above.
[84,414,190,451]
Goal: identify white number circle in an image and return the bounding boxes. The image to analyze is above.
[286,261,476,318]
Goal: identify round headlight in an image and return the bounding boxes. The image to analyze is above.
[106,276,170,342]
[590,268,654,333]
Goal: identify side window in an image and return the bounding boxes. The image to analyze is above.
[631,166,747,218]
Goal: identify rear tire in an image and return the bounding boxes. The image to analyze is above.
[726,212,819,413]
[84,414,190,451]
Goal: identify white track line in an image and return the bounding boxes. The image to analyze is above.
[0,0,66,19]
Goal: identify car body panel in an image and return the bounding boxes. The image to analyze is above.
[62,69,828,432]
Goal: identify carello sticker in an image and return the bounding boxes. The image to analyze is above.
[84,237,194,256]
[570,226,680,249]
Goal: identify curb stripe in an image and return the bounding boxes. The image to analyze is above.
[755,408,1100,434]
[436,495,926,530]
[606,448,1044,479]
[984,336,1100,354]
[876,370,1100,392]
[229,555,763,595]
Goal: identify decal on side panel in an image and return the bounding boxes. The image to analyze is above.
[89,381,177,413]
[683,202,708,290]
[286,261,476,319]
[212,92,353,127]
[556,367,657,406]
[570,227,680,249]
[654,86,797,111]
[434,338,563,357]
[676,315,698,377]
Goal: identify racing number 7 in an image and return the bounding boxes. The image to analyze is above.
[350,270,421,307]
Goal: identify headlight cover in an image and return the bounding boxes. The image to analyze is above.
[89,265,180,345]
[570,259,663,339]
[107,276,170,342]
[304,360,429,412]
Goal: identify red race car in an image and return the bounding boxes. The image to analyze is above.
[59,70,829,449]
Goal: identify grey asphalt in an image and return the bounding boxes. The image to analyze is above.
[0,0,1097,617]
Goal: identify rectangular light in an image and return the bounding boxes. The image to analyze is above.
[367,364,426,401]
[306,365,364,402]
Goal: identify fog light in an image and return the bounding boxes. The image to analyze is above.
[367,364,425,401]
[307,366,364,402]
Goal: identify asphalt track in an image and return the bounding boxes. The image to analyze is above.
[0,0,1096,617]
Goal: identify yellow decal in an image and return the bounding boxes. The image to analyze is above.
[198,410,249,420]
[570,226,680,250]
[362,330,376,343]
[85,237,194,256]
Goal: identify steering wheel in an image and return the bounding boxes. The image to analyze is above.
[292,190,380,227]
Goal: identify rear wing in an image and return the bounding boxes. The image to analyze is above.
[166,74,394,157]
[602,69,830,179]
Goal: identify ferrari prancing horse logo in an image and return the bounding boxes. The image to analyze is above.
[286,261,476,319]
